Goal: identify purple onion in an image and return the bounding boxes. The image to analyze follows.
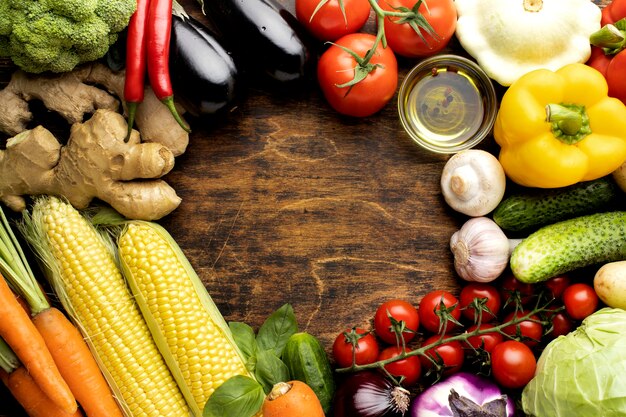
[410,372,515,417]
[334,371,411,417]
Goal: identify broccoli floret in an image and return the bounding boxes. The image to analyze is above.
[50,0,99,22]
[3,0,136,73]
[95,0,138,34]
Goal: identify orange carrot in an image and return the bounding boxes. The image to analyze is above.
[0,276,76,414]
[33,307,124,417]
[0,367,84,417]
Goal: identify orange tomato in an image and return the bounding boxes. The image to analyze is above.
[262,381,325,417]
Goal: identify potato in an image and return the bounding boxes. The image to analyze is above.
[594,261,626,309]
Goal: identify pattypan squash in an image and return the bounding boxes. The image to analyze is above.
[455,0,602,86]
[494,63,626,188]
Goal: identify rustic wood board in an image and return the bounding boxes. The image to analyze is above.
[0,0,611,415]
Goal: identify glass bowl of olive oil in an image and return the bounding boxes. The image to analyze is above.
[398,55,497,154]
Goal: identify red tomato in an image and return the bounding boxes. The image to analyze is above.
[502,310,543,348]
[546,308,574,338]
[544,275,572,300]
[420,334,464,376]
[459,283,501,322]
[379,0,457,58]
[317,33,398,117]
[332,328,379,368]
[378,346,421,386]
[465,323,503,354]
[374,299,419,345]
[296,0,371,41]
[607,50,626,103]
[563,283,599,320]
[499,274,535,307]
[418,290,461,334]
[491,340,536,389]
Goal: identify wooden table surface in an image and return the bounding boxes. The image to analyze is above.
[0,0,610,415]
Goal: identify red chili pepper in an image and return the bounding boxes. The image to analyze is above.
[146,0,190,133]
[124,0,151,141]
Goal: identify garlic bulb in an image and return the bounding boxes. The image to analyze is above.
[441,149,506,217]
[450,217,512,282]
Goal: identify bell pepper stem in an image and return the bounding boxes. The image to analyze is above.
[545,104,583,137]
[590,24,626,52]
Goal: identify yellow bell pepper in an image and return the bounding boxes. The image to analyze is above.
[494,63,626,188]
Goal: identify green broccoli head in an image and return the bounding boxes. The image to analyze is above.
[3,0,136,73]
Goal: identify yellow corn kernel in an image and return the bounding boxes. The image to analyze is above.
[118,221,250,417]
[22,197,190,417]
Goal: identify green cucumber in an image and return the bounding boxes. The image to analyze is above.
[493,177,621,232]
[282,332,335,414]
[510,211,626,283]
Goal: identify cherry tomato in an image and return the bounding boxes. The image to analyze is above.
[419,334,464,376]
[491,340,537,389]
[379,0,457,58]
[465,323,503,354]
[332,328,379,368]
[374,299,419,345]
[544,275,572,300]
[499,274,535,307]
[563,283,599,320]
[418,290,461,334]
[545,307,574,338]
[459,283,501,323]
[296,0,371,41]
[378,346,421,386]
[502,310,543,348]
[317,33,398,117]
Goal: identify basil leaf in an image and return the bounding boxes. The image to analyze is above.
[203,375,264,417]
[255,350,290,394]
[229,321,258,361]
[257,303,298,357]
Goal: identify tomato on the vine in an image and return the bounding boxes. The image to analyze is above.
[502,310,543,348]
[317,33,398,117]
[419,334,464,376]
[544,275,572,300]
[545,307,574,338]
[374,299,419,345]
[418,290,461,334]
[491,340,536,389]
[332,328,379,368]
[378,346,422,386]
[563,283,599,320]
[465,323,503,354]
[379,0,457,58]
[459,283,501,322]
[499,274,535,307]
[295,0,371,41]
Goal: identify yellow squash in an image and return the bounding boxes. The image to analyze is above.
[494,63,626,188]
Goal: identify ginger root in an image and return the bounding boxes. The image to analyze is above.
[0,109,181,221]
[0,63,189,156]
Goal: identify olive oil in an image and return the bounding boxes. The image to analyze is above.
[401,68,484,149]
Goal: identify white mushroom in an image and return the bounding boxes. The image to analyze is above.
[440,149,506,217]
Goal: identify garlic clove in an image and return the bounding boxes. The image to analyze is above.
[450,217,511,283]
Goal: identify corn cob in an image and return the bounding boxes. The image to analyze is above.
[117,221,250,417]
[21,197,190,417]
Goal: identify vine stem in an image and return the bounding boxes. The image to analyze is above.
[335,303,553,374]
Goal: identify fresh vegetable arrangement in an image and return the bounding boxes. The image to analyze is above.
[2,0,626,416]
